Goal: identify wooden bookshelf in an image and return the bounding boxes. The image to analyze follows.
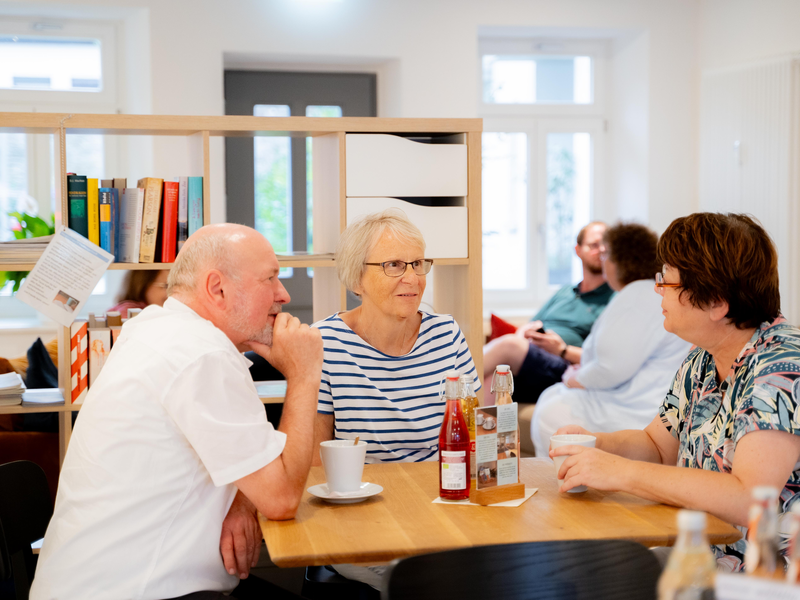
[0,112,483,467]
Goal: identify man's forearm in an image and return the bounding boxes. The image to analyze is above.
[276,380,319,493]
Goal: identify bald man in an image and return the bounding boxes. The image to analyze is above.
[31,224,323,600]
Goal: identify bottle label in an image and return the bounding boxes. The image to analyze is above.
[441,450,467,490]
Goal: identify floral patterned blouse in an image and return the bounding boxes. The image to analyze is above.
[659,314,800,572]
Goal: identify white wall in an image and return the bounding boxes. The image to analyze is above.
[700,0,800,70]
[1,0,701,233]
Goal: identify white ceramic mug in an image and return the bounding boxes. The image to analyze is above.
[319,440,368,493]
[549,434,596,493]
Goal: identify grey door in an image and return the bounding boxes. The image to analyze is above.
[224,70,377,324]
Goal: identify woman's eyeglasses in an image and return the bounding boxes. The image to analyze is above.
[654,272,681,296]
[365,259,434,277]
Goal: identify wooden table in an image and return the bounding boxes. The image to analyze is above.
[260,458,741,567]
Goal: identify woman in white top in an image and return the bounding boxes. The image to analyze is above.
[531,223,691,456]
[312,209,480,464]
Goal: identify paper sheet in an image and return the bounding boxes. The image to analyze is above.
[16,227,114,327]
[432,487,538,508]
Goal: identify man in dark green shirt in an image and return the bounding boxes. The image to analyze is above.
[484,222,614,403]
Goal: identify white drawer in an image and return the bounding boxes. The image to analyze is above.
[346,197,467,259]
[346,134,467,197]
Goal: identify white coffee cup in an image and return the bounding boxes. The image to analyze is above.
[549,434,596,493]
[476,413,484,426]
[319,440,368,493]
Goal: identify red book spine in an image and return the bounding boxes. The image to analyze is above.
[161,181,180,263]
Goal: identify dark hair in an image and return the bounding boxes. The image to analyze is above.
[576,221,606,245]
[657,213,780,329]
[116,270,165,304]
[605,222,659,287]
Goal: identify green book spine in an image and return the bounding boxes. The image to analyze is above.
[67,174,89,239]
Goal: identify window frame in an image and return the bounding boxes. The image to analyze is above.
[0,17,123,321]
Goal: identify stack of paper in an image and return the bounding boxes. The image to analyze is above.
[21,388,65,407]
[0,235,53,264]
[0,372,26,406]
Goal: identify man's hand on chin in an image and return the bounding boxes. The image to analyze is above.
[220,491,262,579]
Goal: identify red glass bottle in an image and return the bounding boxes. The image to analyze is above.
[439,370,471,501]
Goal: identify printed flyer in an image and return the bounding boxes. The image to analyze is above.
[475,403,519,489]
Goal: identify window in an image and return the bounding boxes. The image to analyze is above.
[483,55,592,105]
[0,17,121,318]
[480,37,606,314]
[0,36,103,92]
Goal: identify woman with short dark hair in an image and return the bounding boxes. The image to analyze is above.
[552,213,800,571]
[531,222,691,455]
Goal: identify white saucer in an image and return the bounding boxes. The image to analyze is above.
[307,482,383,504]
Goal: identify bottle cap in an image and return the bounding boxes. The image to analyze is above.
[458,374,472,382]
[446,370,460,381]
[677,510,706,531]
[496,364,510,374]
[752,486,779,501]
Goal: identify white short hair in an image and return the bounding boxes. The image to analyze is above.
[335,209,426,295]
[167,227,240,295]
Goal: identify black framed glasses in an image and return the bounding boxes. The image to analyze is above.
[365,259,434,277]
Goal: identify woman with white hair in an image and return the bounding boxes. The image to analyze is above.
[312,210,480,463]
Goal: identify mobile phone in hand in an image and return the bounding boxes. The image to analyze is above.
[536,326,546,334]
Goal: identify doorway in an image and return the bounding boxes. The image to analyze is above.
[224,70,377,324]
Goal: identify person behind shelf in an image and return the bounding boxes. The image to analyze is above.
[30,223,323,600]
[550,213,800,572]
[531,222,692,456]
[482,221,614,403]
[311,209,481,464]
[108,268,170,318]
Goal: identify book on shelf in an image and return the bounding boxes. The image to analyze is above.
[176,176,189,252]
[98,188,114,256]
[70,318,88,404]
[0,372,25,407]
[101,180,120,261]
[67,174,89,239]
[161,180,179,263]
[88,327,111,387]
[119,188,144,263]
[0,235,53,264]
[87,178,100,246]
[188,176,203,238]
[138,177,164,263]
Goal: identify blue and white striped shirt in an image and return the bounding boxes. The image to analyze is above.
[313,311,481,463]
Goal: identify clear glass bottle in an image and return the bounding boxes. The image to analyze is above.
[490,364,520,473]
[745,486,779,577]
[438,370,470,501]
[657,510,717,600]
[459,374,479,489]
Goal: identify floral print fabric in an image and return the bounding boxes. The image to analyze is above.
[659,314,800,571]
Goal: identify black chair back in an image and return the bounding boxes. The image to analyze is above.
[381,539,661,600]
[0,461,53,599]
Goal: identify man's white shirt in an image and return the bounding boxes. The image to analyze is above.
[31,298,286,600]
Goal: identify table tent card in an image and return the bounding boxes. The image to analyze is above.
[471,403,525,504]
